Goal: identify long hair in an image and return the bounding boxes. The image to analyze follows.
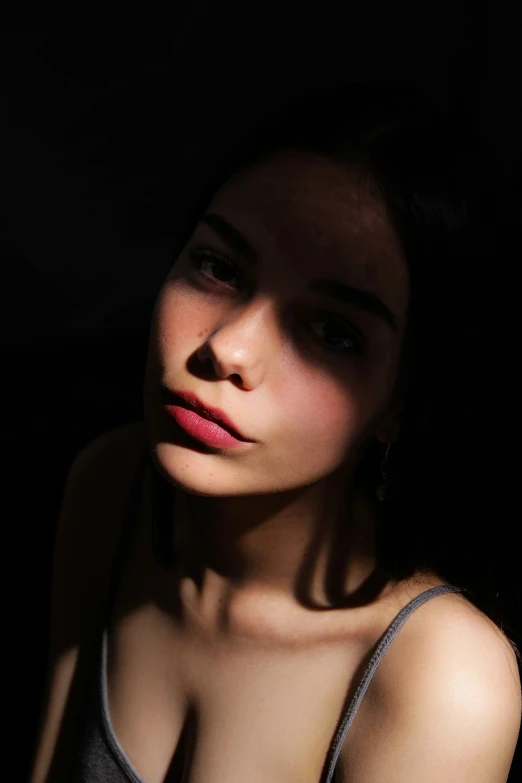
[150,80,521,663]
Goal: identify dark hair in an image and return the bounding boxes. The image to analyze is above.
[151,80,521,663]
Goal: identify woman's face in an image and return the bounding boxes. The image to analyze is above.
[143,151,409,499]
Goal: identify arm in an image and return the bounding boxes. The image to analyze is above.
[28,422,147,783]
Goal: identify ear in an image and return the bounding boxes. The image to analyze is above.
[373,396,405,445]
[374,353,410,443]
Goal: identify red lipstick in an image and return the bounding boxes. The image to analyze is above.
[163,389,254,447]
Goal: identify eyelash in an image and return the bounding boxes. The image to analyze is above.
[188,248,364,356]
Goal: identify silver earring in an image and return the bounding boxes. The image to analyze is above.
[376,442,392,501]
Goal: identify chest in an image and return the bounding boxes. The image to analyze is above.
[106,602,378,783]
[104,518,379,783]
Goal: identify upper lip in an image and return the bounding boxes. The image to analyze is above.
[163,389,253,441]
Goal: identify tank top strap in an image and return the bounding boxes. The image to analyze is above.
[324,583,466,783]
[103,445,151,629]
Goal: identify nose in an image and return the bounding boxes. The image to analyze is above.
[196,300,277,389]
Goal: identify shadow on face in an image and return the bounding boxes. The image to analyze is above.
[143,150,410,503]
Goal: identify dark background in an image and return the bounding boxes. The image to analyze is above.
[2,4,520,779]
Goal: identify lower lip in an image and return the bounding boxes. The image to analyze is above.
[164,405,249,448]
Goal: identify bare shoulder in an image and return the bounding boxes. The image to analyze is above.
[76,419,147,474]
[374,587,521,698]
[67,420,148,513]
[56,420,148,567]
[338,588,522,783]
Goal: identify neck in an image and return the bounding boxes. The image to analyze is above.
[156,470,390,634]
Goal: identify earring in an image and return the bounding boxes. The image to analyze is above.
[376,442,392,502]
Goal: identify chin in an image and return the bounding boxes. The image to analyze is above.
[148,440,225,497]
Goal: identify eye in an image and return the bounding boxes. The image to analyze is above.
[188,247,363,356]
[308,317,363,354]
[189,249,241,290]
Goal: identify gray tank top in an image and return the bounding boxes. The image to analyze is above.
[71,449,465,782]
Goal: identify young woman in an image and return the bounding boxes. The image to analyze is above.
[30,81,521,783]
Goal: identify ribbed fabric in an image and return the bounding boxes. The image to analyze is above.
[72,449,464,782]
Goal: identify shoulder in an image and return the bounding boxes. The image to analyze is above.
[338,588,521,783]
[60,420,147,542]
[49,420,149,678]
[52,419,149,612]
[73,419,147,474]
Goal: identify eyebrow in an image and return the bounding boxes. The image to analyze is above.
[199,212,398,331]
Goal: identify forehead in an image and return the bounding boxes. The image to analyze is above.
[208,151,408,303]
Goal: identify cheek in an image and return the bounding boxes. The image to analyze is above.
[275,342,400,465]
[154,283,212,351]
[276,367,366,459]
